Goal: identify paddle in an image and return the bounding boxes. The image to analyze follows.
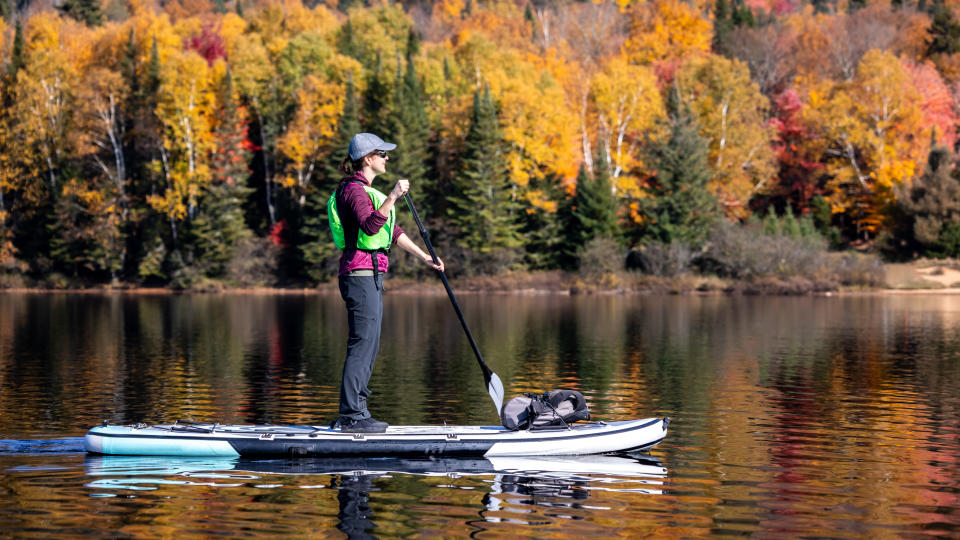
[403,193,505,414]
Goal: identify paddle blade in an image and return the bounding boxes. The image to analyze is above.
[487,372,505,413]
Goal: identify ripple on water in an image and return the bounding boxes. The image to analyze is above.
[0,438,85,455]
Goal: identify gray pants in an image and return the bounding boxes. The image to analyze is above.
[338,274,383,420]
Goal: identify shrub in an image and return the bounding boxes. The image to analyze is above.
[826,252,884,287]
[698,220,828,279]
[578,237,624,280]
[0,273,27,289]
[628,242,695,277]
[226,237,280,287]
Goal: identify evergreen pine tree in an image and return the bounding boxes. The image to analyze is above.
[190,181,253,278]
[847,0,866,12]
[524,2,535,39]
[9,20,24,79]
[405,27,420,58]
[559,164,593,269]
[362,53,391,136]
[781,205,802,238]
[713,0,733,53]
[571,142,619,248]
[338,18,361,59]
[130,36,168,280]
[385,52,430,198]
[731,1,756,27]
[761,207,780,235]
[146,36,160,94]
[58,0,103,26]
[120,29,137,90]
[184,69,254,280]
[518,174,565,270]
[635,86,718,246]
[926,3,960,57]
[811,0,831,14]
[899,145,960,256]
[447,87,521,268]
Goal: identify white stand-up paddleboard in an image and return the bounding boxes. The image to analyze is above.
[83,418,669,458]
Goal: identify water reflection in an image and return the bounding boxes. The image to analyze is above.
[2,293,960,536]
[82,454,667,536]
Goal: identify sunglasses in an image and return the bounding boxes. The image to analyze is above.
[373,150,389,158]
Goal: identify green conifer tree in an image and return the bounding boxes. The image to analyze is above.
[926,2,960,57]
[713,0,733,53]
[362,52,391,136]
[447,87,521,268]
[337,18,361,59]
[899,145,960,256]
[9,20,24,79]
[635,86,718,246]
[560,164,593,269]
[731,1,756,27]
[761,207,781,236]
[385,52,430,197]
[190,182,253,278]
[781,205,802,238]
[58,0,103,26]
[181,68,252,279]
[518,174,564,270]
[810,0,831,14]
[572,142,620,245]
[132,36,168,281]
[847,0,866,12]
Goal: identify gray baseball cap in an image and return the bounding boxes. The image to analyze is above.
[348,133,397,160]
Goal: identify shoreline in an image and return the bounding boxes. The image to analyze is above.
[3,277,960,297]
[3,260,960,296]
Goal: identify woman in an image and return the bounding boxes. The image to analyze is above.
[328,133,444,433]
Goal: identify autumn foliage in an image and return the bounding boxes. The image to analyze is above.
[0,0,959,286]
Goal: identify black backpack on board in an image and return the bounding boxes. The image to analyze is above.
[500,389,591,431]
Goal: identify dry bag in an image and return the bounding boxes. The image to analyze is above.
[500,389,590,431]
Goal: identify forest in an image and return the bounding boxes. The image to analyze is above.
[1,0,960,289]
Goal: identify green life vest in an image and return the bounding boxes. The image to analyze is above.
[328,182,396,251]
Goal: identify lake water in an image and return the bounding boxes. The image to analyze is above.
[0,291,958,538]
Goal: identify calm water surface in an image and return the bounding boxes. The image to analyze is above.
[0,292,958,538]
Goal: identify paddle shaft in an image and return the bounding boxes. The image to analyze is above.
[403,194,494,383]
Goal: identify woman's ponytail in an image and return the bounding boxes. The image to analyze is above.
[338,156,364,176]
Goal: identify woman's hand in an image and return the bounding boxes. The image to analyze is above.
[389,179,410,200]
[424,255,445,273]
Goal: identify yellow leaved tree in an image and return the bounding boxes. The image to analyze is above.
[449,32,580,209]
[277,73,346,207]
[623,0,712,68]
[802,50,926,237]
[13,13,82,196]
[589,53,664,200]
[148,49,216,239]
[0,17,24,275]
[675,54,777,218]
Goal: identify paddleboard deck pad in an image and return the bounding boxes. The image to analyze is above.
[83,418,669,458]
